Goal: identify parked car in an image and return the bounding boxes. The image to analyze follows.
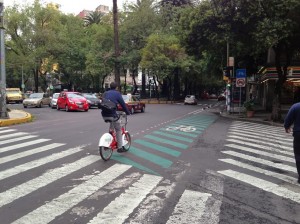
[117,94,145,114]
[81,93,101,108]
[209,93,218,99]
[23,93,51,108]
[218,92,226,101]
[184,95,198,105]
[50,93,60,109]
[6,88,23,104]
[56,92,89,112]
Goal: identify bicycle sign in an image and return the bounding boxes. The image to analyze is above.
[166,125,196,132]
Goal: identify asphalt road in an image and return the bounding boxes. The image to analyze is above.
[1,101,300,224]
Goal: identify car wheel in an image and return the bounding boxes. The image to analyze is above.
[84,109,88,112]
[130,107,134,114]
[141,106,145,113]
[23,105,27,108]
[39,102,43,108]
[56,105,60,110]
[65,105,69,112]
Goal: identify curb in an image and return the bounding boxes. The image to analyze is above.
[219,112,284,127]
[0,110,32,127]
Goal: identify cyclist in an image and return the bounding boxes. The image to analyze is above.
[101,82,131,153]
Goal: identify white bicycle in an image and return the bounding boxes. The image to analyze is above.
[98,112,131,161]
[166,125,196,132]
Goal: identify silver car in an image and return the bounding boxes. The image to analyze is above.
[50,93,60,109]
[184,95,198,105]
[23,93,51,108]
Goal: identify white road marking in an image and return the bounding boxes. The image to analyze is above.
[88,174,163,224]
[228,131,293,146]
[128,180,176,224]
[166,190,212,224]
[222,150,297,173]
[229,127,292,139]
[225,143,294,158]
[0,155,100,208]
[219,158,298,185]
[0,139,51,154]
[0,146,84,180]
[218,169,300,203]
[0,132,28,140]
[0,143,65,165]
[0,135,38,145]
[13,164,132,224]
[0,129,16,134]
[226,138,292,151]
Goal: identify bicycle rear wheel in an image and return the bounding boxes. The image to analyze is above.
[99,146,113,161]
[122,132,131,152]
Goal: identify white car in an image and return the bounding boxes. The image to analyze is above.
[184,95,198,105]
[50,93,59,109]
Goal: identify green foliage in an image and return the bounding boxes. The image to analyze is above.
[243,100,255,111]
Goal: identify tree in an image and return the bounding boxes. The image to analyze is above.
[84,11,104,26]
[121,0,159,96]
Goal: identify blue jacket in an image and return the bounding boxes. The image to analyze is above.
[101,90,130,117]
[284,102,300,134]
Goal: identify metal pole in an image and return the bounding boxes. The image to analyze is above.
[0,0,9,119]
[21,64,24,93]
[226,40,230,114]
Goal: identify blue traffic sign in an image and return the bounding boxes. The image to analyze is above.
[236,69,246,78]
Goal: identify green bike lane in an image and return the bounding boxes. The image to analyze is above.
[111,113,218,175]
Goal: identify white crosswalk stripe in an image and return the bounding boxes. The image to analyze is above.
[219,121,300,205]
[1,128,219,224]
[166,190,212,224]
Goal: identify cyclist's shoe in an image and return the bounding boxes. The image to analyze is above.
[117,148,125,153]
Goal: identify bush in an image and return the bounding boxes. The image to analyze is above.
[243,100,254,111]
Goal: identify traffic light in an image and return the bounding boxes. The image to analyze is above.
[223,67,230,77]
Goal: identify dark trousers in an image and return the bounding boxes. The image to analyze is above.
[293,132,300,177]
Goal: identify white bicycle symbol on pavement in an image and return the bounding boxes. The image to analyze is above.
[166,125,196,132]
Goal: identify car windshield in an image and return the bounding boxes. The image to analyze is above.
[7,90,20,94]
[83,94,97,99]
[122,95,130,102]
[67,93,84,99]
[186,95,194,99]
[29,93,43,99]
[52,93,59,99]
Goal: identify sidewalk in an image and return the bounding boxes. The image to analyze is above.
[0,110,32,127]
[220,105,284,127]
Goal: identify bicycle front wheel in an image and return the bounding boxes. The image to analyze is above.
[99,146,113,161]
[122,132,131,152]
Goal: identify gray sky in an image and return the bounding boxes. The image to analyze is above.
[5,0,134,14]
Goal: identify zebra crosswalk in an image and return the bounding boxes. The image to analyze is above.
[1,120,300,223]
[218,121,300,204]
[0,127,220,224]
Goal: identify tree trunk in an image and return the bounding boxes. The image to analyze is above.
[173,67,180,100]
[271,43,290,122]
[113,0,120,88]
[141,69,146,98]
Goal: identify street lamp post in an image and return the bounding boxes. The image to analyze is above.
[0,0,9,119]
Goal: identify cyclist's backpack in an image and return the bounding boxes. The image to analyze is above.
[98,93,117,113]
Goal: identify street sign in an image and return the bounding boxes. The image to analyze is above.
[21,84,25,88]
[236,78,246,87]
[236,69,246,78]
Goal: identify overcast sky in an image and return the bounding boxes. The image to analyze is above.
[5,0,134,14]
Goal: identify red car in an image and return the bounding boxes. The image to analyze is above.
[56,91,89,112]
[117,94,145,114]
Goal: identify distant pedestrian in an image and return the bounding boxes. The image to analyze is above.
[284,102,300,183]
